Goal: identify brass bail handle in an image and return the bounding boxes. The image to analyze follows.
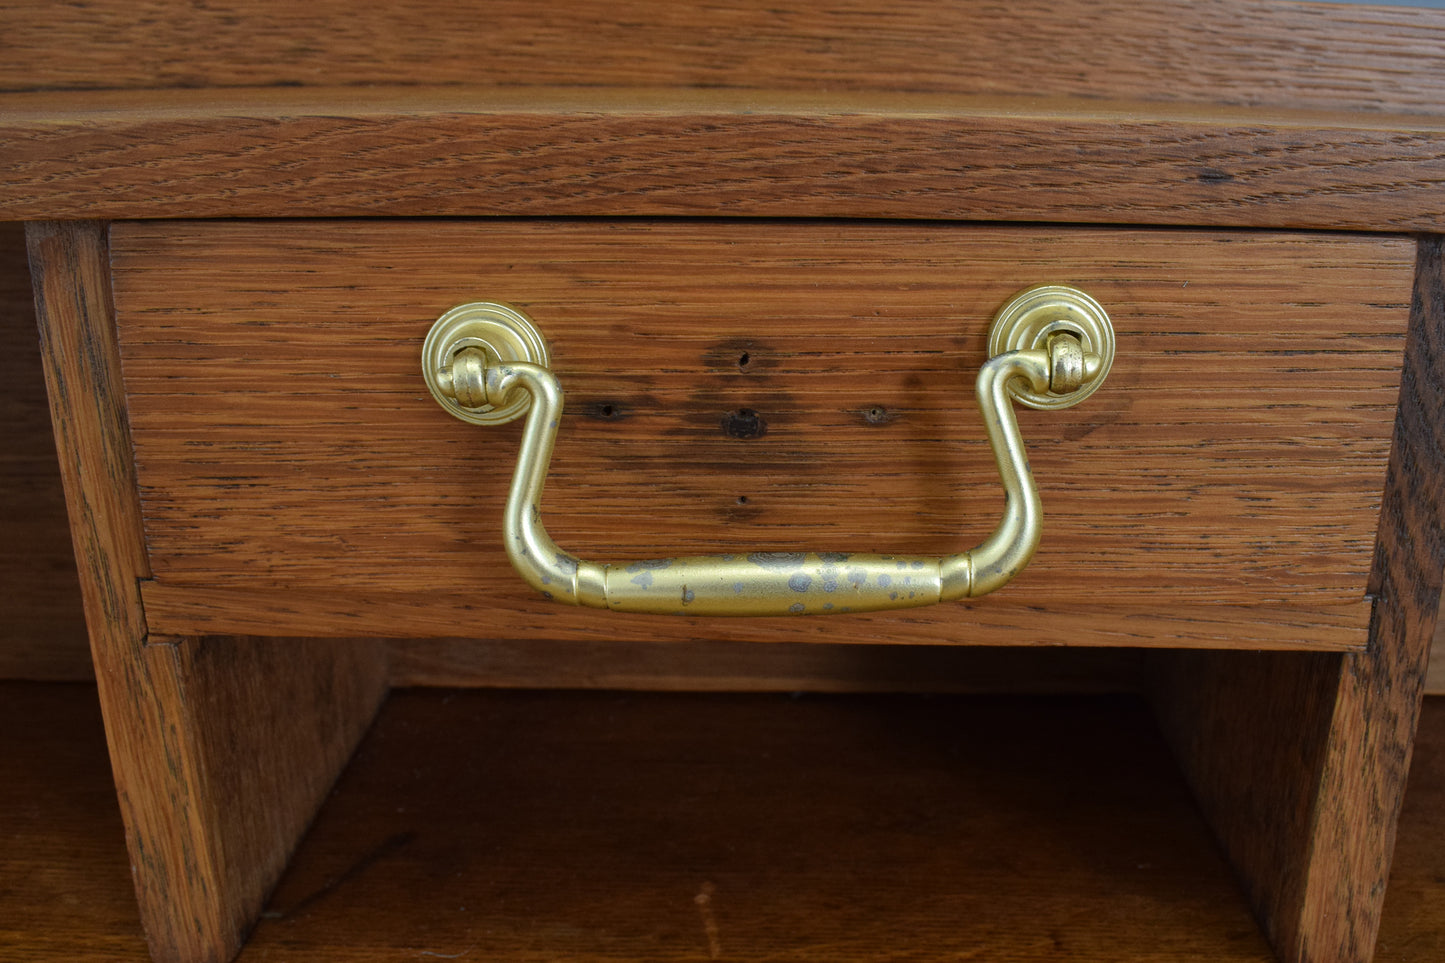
[421,285,1114,616]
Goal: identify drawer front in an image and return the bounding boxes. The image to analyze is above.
[109,221,1413,648]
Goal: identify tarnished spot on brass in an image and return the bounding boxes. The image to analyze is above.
[422,302,549,425]
[988,284,1114,410]
[749,552,807,569]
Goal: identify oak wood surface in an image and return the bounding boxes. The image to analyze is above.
[385,638,1144,692]
[29,221,390,963]
[4,88,1445,230]
[4,0,1443,115]
[29,219,200,959]
[1149,236,1445,963]
[5,2,1445,228]
[0,222,1153,695]
[0,221,88,679]
[157,635,390,959]
[111,220,1412,649]
[1290,229,1445,963]
[4,0,1445,229]
[1150,650,1344,959]
[240,689,1278,962]
[9,7,1443,961]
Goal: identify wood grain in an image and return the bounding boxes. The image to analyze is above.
[3,89,1445,230]
[0,221,89,679]
[29,219,198,959]
[1292,231,1445,963]
[155,635,390,959]
[145,584,1383,652]
[385,638,1144,692]
[4,3,1445,228]
[0,216,1170,692]
[1150,650,1344,958]
[2,0,1443,116]
[111,220,1412,649]
[239,689,1278,962]
[1150,235,1445,963]
[29,221,390,963]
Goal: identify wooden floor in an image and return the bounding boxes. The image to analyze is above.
[3,683,1444,962]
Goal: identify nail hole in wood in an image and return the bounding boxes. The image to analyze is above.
[585,401,627,421]
[863,405,892,425]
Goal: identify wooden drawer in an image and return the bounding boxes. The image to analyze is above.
[110,220,1414,649]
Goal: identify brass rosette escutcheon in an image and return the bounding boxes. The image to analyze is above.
[421,301,550,425]
[987,284,1114,410]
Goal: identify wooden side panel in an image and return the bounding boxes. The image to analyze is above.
[28,221,389,963]
[111,221,1412,649]
[1292,233,1445,961]
[0,221,89,679]
[160,635,390,953]
[1150,650,1343,957]
[1151,236,1445,963]
[2,0,1444,116]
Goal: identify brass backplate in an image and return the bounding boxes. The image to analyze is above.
[987,284,1114,410]
[422,302,550,425]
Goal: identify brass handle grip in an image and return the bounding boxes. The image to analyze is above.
[422,287,1114,616]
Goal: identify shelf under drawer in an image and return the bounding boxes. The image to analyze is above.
[11,681,1445,961]
[244,689,1276,962]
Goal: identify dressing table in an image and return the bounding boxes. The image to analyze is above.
[5,2,1445,960]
